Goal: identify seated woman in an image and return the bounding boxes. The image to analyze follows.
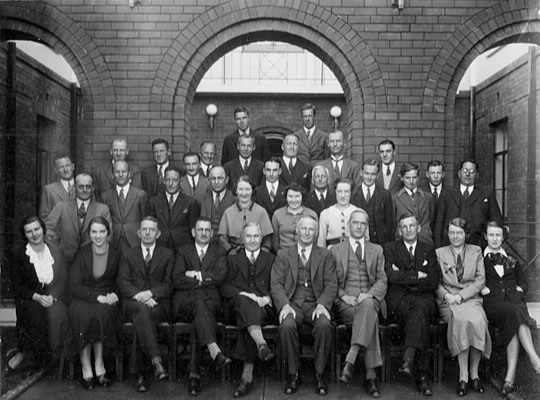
[218,175,273,254]
[482,220,540,395]
[7,215,70,372]
[69,216,121,390]
[436,217,491,397]
[271,183,318,253]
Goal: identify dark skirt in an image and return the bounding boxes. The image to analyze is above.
[484,299,536,347]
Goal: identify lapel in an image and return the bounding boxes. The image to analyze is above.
[123,187,136,216]
[288,246,299,288]
[298,128,310,150]
[188,245,202,270]
[259,184,272,208]
[309,246,322,282]
[53,181,69,198]
[451,188,462,208]
[171,193,187,222]
[237,251,250,280]
[365,241,375,280]
[339,241,350,277]
[341,159,352,177]
[67,200,79,233]
[134,247,147,275]
[149,246,164,274]
[389,169,400,191]
[281,157,294,178]
[201,242,217,271]
[467,187,482,205]
[157,193,171,222]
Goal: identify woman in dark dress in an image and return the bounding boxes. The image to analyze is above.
[69,217,120,390]
[6,216,70,372]
[482,220,540,395]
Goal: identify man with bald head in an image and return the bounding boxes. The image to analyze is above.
[199,166,236,235]
[317,130,360,188]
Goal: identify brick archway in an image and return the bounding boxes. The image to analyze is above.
[152,0,383,156]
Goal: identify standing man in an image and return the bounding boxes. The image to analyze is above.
[180,152,210,202]
[279,133,311,191]
[304,165,336,217]
[294,103,328,166]
[148,166,200,250]
[383,214,440,396]
[199,166,236,235]
[253,157,287,220]
[435,159,502,249]
[117,217,173,392]
[101,161,148,252]
[375,139,403,194]
[271,215,337,396]
[351,158,394,246]
[224,135,264,191]
[142,138,172,199]
[173,217,230,396]
[317,130,359,188]
[45,173,111,263]
[199,141,216,178]
[424,160,447,241]
[332,210,387,398]
[40,154,76,220]
[221,106,269,165]
[94,138,142,201]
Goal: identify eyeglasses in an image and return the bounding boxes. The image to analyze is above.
[460,168,476,174]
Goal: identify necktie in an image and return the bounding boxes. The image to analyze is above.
[199,248,205,263]
[319,192,325,202]
[158,165,164,184]
[300,248,308,266]
[463,187,470,200]
[214,193,221,209]
[249,251,256,265]
[409,245,415,266]
[386,165,391,176]
[432,188,439,201]
[169,194,174,210]
[78,202,86,228]
[244,159,249,172]
[306,129,311,144]
[355,240,363,262]
[269,185,276,203]
[288,159,293,172]
[119,188,126,202]
[456,253,464,281]
[191,176,196,197]
[334,160,341,178]
[67,181,73,193]
[119,188,126,213]
[144,248,151,288]
[365,187,371,203]
[144,247,151,264]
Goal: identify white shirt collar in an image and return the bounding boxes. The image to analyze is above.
[196,243,209,255]
[167,191,179,203]
[404,187,417,196]
[266,180,277,193]
[298,244,313,260]
[404,240,417,254]
[239,156,252,165]
[76,199,90,209]
[116,182,130,196]
[331,155,344,162]
[61,179,74,192]
[157,161,169,173]
[282,156,296,166]
[460,184,474,194]
[141,243,156,258]
[362,183,374,194]
[349,237,365,258]
[246,248,261,261]
[430,183,442,193]
[315,188,328,198]
[484,247,508,258]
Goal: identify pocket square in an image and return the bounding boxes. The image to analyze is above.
[422,260,428,266]
[392,264,399,271]
[183,208,189,214]
[483,198,488,202]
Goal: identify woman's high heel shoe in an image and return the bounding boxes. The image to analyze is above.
[501,381,514,396]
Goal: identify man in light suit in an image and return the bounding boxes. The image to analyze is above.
[172,217,231,396]
[279,133,311,191]
[179,152,210,202]
[45,173,111,263]
[317,130,360,187]
[224,135,264,191]
[148,166,200,250]
[271,215,337,396]
[199,141,216,178]
[332,210,387,398]
[94,138,142,201]
[117,217,173,392]
[304,165,337,217]
[253,157,287,220]
[199,166,236,235]
[294,103,328,166]
[375,139,403,194]
[141,138,173,199]
[101,161,148,252]
[40,154,76,219]
[351,158,394,246]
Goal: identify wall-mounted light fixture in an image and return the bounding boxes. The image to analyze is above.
[391,0,404,14]
[330,106,342,130]
[206,104,218,130]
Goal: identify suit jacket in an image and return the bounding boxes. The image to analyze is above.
[224,158,264,191]
[376,165,403,194]
[179,174,210,202]
[117,244,173,302]
[199,190,236,234]
[221,130,270,165]
[278,157,311,191]
[294,127,328,166]
[148,192,200,249]
[253,182,287,220]
[421,184,450,241]
[331,240,387,317]
[317,158,360,188]
[101,186,148,249]
[435,186,502,249]
[270,245,337,311]
[483,252,527,305]
[172,241,228,312]
[40,181,75,220]
[45,199,112,263]
[142,164,164,199]
[383,239,440,313]
[392,188,434,245]
[304,190,337,216]
[351,185,394,245]
[94,162,142,201]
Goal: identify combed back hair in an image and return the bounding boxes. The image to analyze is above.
[362,158,380,171]
[485,220,509,238]
[312,164,329,178]
[378,139,395,150]
[243,222,262,234]
[460,159,479,170]
[141,216,159,225]
[199,141,216,151]
[349,208,369,224]
[282,133,300,142]
[284,182,306,199]
[297,214,319,226]
[113,160,129,169]
[448,217,470,236]
[20,215,46,241]
[183,151,200,163]
[76,173,93,184]
[234,106,249,116]
[234,175,255,194]
[398,212,417,224]
[112,137,127,147]
[237,134,255,144]
[333,177,354,193]
[164,165,182,176]
[151,138,169,150]
[427,160,444,171]
[265,157,282,168]
[399,162,419,177]
[195,216,213,226]
[300,103,316,115]
[89,216,111,235]
[54,153,73,163]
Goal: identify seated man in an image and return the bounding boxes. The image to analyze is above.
[117,217,173,392]
[172,217,230,396]
[271,215,337,396]
[332,209,387,398]
[383,213,441,396]
[221,223,277,398]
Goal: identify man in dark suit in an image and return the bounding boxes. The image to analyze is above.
[117,216,173,392]
[253,157,287,220]
[435,159,502,249]
[423,160,447,241]
[332,209,387,398]
[94,138,142,201]
[45,173,112,263]
[172,217,230,396]
[351,158,394,246]
[271,215,337,396]
[179,152,210,202]
[304,165,337,216]
[221,223,277,397]
[199,141,216,178]
[383,214,440,396]
[221,106,269,165]
[224,135,264,191]
[279,133,310,191]
[199,166,236,235]
[148,166,200,250]
[375,139,403,194]
[317,130,359,188]
[101,161,148,252]
[40,154,76,219]
[294,103,328,166]
[142,138,173,199]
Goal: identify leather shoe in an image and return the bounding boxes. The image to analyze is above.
[136,374,148,392]
[258,344,274,361]
[214,352,232,370]
[501,380,514,396]
[399,359,414,378]
[456,380,468,396]
[365,378,381,398]
[315,373,328,396]
[285,372,300,395]
[339,362,354,383]
[81,377,94,390]
[153,358,168,381]
[96,373,111,387]
[416,375,432,396]
[188,377,201,396]
[470,378,484,393]
[233,378,252,397]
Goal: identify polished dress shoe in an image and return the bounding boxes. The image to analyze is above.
[285,372,301,395]
[365,378,381,398]
[214,352,232,369]
[339,362,354,383]
[456,380,468,396]
[315,373,328,396]
[501,380,514,396]
[470,378,484,393]
[188,377,201,396]
[416,375,432,396]
[136,374,148,392]
[153,357,168,381]
[399,359,414,378]
[233,378,253,398]
[258,344,274,361]
[96,373,111,387]
[81,377,94,390]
